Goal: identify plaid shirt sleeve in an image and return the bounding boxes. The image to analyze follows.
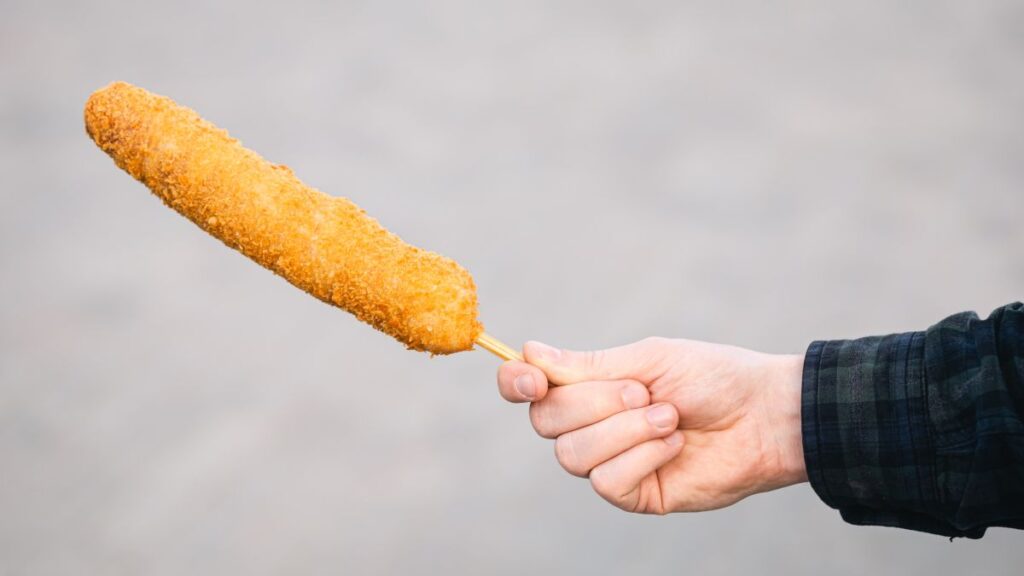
[802,302,1024,538]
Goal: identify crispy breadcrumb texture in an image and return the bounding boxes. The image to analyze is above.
[84,81,482,354]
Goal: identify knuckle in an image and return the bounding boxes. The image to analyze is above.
[636,337,674,374]
[554,435,587,477]
[642,336,669,346]
[583,349,606,373]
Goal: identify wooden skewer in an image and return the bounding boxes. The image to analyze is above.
[475,332,523,362]
[475,332,569,387]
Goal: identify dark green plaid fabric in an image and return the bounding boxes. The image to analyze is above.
[802,302,1024,538]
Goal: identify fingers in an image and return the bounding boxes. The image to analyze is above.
[496,360,550,403]
[554,403,679,477]
[528,379,650,438]
[523,337,672,385]
[589,432,684,513]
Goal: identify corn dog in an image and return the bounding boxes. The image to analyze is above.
[84,81,483,354]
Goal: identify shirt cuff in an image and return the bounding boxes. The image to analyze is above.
[801,333,986,538]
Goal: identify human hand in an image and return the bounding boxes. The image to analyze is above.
[497,338,806,514]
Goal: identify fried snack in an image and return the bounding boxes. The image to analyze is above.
[84,81,482,354]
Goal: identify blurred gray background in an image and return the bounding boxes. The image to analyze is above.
[2,0,1023,574]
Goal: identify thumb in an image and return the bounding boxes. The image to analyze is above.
[523,338,670,386]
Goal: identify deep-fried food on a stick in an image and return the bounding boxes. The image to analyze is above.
[85,81,484,355]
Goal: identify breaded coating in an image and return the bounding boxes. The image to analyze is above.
[84,82,482,354]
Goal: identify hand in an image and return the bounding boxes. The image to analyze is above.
[497,337,807,514]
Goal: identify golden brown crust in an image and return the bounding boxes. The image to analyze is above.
[84,81,482,354]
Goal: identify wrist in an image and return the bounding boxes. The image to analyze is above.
[758,352,808,490]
